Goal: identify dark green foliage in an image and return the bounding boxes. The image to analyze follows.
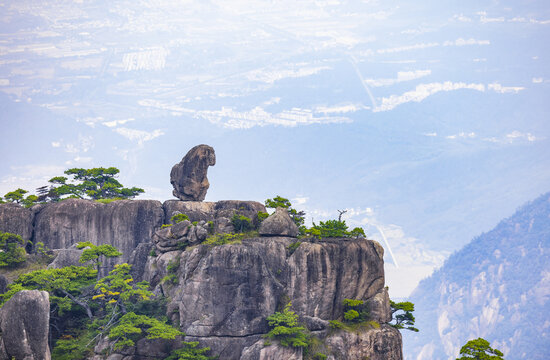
[265,195,305,230]
[456,338,504,360]
[342,299,368,323]
[265,303,310,350]
[149,249,157,257]
[231,213,253,233]
[306,220,366,239]
[93,263,153,307]
[310,220,348,238]
[0,232,28,268]
[389,300,418,332]
[165,341,216,360]
[2,266,97,317]
[171,213,190,223]
[349,227,366,238]
[108,312,183,350]
[287,241,302,255]
[52,328,96,360]
[203,232,257,247]
[47,167,144,201]
[312,353,328,360]
[77,241,122,279]
[1,188,40,207]
[328,320,344,329]
[256,211,269,223]
[163,258,180,285]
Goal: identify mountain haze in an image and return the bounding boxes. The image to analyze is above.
[403,192,550,359]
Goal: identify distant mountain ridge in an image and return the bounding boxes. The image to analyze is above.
[403,192,550,359]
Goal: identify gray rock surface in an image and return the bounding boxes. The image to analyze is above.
[152,220,210,253]
[367,286,392,324]
[0,276,7,295]
[325,325,403,360]
[33,199,163,274]
[143,237,396,359]
[0,203,34,240]
[240,340,302,360]
[259,207,299,237]
[47,246,84,269]
[170,145,216,201]
[0,290,51,360]
[163,200,266,234]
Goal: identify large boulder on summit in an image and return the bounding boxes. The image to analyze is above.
[170,144,216,201]
[0,203,34,240]
[0,290,51,360]
[259,207,299,237]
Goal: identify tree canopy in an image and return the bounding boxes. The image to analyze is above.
[456,338,504,360]
[389,300,419,332]
[0,167,144,207]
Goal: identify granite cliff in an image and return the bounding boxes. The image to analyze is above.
[0,147,403,359]
[0,198,403,359]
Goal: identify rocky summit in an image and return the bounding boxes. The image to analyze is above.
[0,197,403,359]
[0,146,403,360]
[170,144,216,202]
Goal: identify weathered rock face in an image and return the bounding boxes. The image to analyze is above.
[0,290,51,360]
[0,203,34,240]
[259,207,298,237]
[241,340,302,360]
[144,237,395,359]
[163,200,266,234]
[325,325,403,360]
[152,220,210,253]
[170,144,216,201]
[33,199,164,273]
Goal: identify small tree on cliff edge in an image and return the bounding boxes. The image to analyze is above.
[456,338,504,360]
[389,300,419,332]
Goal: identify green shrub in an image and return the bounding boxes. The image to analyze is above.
[264,195,305,230]
[344,309,359,321]
[203,231,258,247]
[287,241,302,255]
[149,249,157,257]
[257,211,269,223]
[165,341,216,360]
[161,224,173,229]
[0,232,28,268]
[167,258,180,274]
[329,320,344,329]
[170,213,190,224]
[342,299,368,323]
[265,303,310,350]
[231,214,253,233]
[306,221,366,239]
[312,353,328,360]
[108,312,183,350]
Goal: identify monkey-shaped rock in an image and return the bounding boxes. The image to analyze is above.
[170,144,216,201]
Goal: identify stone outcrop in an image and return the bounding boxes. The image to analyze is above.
[170,144,216,201]
[163,200,266,234]
[0,203,34,240]
[241,341,302,360]
[325,325,403,360]
[0,290,51,360]
[33,199,163,273]
[144,237,394,359]
[152,220,210,253]
[258,207,299,237]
